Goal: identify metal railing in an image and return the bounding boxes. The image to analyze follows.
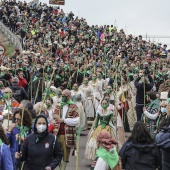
[0,21,23,52]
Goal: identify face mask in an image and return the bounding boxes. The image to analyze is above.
[0,84,3,88]
[36,124,47,133]
[62,96,68,102]
[57,91,62,96]
[4,93,10,99]
[102,104,108,109]
[73,87,78,91]
[92,77,97,81]
[107,89,112,94]
[47,104,51,108]
[12,85,18,89]
[139,73,143,77]
[84,81,88,85]
[161,107,166,113]
[97,75,101,78]
[37,68,40,71]
[109,100,114,104]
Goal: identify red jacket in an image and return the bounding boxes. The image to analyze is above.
[18,77,28,89]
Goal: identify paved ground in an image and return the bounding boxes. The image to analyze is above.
[55,129,92,170]
[54,128,131,170]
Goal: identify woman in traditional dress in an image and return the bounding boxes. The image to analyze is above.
[102,92,125,149]
[85,99,116,160]
[79,78,95,120]
[89,74,102,113]
[71,83,87,130]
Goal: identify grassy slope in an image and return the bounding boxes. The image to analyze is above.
[0,32,15,57]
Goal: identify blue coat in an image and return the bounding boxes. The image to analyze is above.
[6,127,31,168]
[156,126,170,170]
[0,143,13,170]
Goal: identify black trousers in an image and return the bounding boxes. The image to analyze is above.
[136,104,144,121]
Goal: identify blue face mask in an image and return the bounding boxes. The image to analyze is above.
[161,107,166,113]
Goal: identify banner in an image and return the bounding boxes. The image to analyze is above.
[49,0,65,5]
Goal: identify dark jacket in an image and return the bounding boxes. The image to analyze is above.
[156,126,170,170]
[135,75,154,104]
[119,142,161,170]
[20,115,62,170]
[9,86,28,103]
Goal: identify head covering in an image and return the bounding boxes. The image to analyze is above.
[160,92,168,100]
[33,114,48,142]
[12,77,19,83]
[4,87,12,93]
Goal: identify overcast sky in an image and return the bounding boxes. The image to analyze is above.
[26,0,170,47]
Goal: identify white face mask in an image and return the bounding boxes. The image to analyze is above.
[161,107,166,113]
[139,73,143,77]
[37,124,47,133]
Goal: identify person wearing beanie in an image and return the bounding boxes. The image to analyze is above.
[9,77,28,103]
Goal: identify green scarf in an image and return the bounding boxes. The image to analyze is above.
[0,139,3,146]
[33,76,38,82]
[167,98,170,104]
[78,70,84,75]
[16,125,30,138]
[46,67,50,72]
[56,75,65,82]
[96,147,119,169]
[129,73,134,76]
[146,98,160,110]
[86,70,91,75]
[60,99,74,108]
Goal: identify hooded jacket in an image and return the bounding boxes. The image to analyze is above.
[119,141,161,170]
[20,114,62,170]
[156,126,170,170]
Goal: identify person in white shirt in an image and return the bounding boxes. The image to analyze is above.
[52,89,79,170]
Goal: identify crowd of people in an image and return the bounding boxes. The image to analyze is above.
[0,0,170,170]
